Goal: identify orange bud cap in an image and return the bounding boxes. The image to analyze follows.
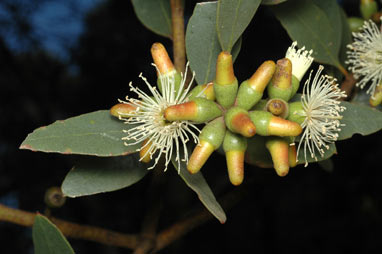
[289,145,298,168]
[110,103,136,118]
[140,139,152,163]
[271,58,292,90]
[268,117,303,137]
[231,113,256,138]
[164,101,197,121]
[216,51,235,85]
[151,42,175,75]
[248,60,276,92]
[266,138,289,177]
[187,140,215,174]
[226,150,245,186]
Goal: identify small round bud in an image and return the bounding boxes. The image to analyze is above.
[347,17,366,32]
[360,0,378,20]
[44,187,66,208]
[266,98,289,118]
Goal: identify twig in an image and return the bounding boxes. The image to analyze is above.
[340,72,357,99]
[170,0,186,73]
[153,181,250,252]
[133,168,165,254]
[0,204,138,249]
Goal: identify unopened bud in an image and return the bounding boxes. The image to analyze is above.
[265,137,290,177]
[140,139,153,163]
[347,17,365,32]
[360,0,378,20]
[267,58,293,101]
[44,187,66,208]
[289,144,298,168]
[225,107,256,138]
[164,98,222,124]
[249,110,302,137]
[188,82,215,101]
[287,101,305,125]
[370,83,382,107]
[236,60,276,110]
[110,103,136,118]
[223,131,247,186]
[266,98,289,118]
[188,118,226,174]
[151,42,175,75]
[214,51,238,108]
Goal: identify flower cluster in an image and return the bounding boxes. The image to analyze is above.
[111,42,346,185]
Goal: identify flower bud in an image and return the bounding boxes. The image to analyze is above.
[214,51,238,108]
[225,107,256,138]
[265,137,289,177]
[151,42,182,94]
[44,187,66,208]
[164,97,222,124]
[370,83,382,107]
[188,117,226,174]
[110,103,136,118]
[236,60,276,110]
[266,98,289,118]
[289,144,298,168]
[223,131,247,186]
[249,110,302,137]
[360,0,378,20]
[267,58,293,101]
[188,82,215,101]
[347,17,365,32]
[140,139,153,163]
[287,101,305,125]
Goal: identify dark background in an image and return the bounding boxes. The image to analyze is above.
[1,0,382,253]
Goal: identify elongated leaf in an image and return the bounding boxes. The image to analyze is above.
[33,215,74,254]
[131,0,172,38]
[62,154,148,197]
[272,0,341,68]
[216,0,261,52]
[20,110,140,157]
[339,8,352,67]
[262,0,287,5]
[186,1,241,85]
[338,102,382,140]
[172,150,226,223]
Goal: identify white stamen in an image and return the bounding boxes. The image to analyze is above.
[285,41,314,81]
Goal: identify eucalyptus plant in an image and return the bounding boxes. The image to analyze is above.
[2,0,382,253]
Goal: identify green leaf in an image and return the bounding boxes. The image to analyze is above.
[20,110,140,157]
[261,0,287,5]
[33,215,75,254]
[271,0,342,68]
[338,101,382,140]
[62,154,148,198]
[186,1,242,85]
[216,0,261,52]
[339,8,352,67]
[172,149,226,223]
[131,0,172,38]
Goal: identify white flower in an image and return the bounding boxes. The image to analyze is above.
[119,64,199,172]
[346,18,382,96]
[285,41,314,81]
[296,65,347,167]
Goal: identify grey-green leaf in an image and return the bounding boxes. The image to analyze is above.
[216,0,261,52]
[20,110,140,157]
[172,150,226,223]
[338,101,382,140]
[62,154,148,198]
[186,1,241,85]
[131,0,172,38]
[339,8,352,67]
[262,0,287,5]
[271,0,341,68]
[33,215,75,254]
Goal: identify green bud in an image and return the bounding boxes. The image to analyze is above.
[223,130,247,152]
[287,101,305,125]
[199,117,226,149]
[348,17,366,32]
[360,0,378,20]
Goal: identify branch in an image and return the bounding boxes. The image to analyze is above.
[170,0,186,73]
[340,72,356,99]
[0,204,138,249]
[153,181,250,252]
